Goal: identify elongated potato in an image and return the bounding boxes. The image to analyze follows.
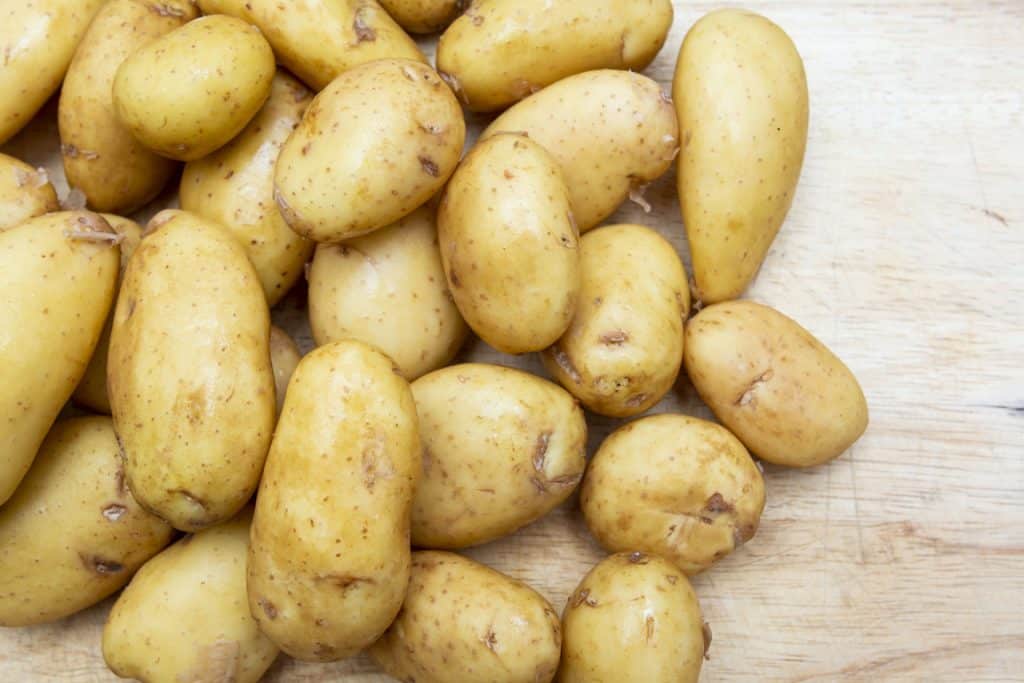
[439,133,579,353]
[379,0,463,34]
[0,212,119,505]
[438,0,672,112]
[197,0,426,90]
[370,551,562,683]
[59,0,197,214]
[309,206,468,379]
[0,153,58,231]
[674,10,809,303]
[558,552,707,683]
[542,224,688,417]
[411,363,586,549]
[482,70,678,232]
[103,510,279,683]
[248,341,420,661]
[0,417,173,627]
[275,59,464,243]
[684,300,869,467]
[269,325,301,415]
[109,210,275,531]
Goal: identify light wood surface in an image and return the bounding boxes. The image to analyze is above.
[2,1,1022,681]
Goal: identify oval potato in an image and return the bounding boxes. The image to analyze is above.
[269,324,301,415]
[0,153,58,231]
[379,0,463,34]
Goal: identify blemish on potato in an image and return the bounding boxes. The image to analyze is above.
[628,551,649,564]
[258,598,278,619]
[571,588,598,608]
[419,156,440,177]
[353,9,376,42]
[599,330,629,345]
[102,504,127,521]
[702,621,713,659]
[550,346,582,384]
[704,492,734,514]
[79,552,124,575]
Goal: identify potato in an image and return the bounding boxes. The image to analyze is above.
[379,0,463,34]
[0,212,119,505]
[581,414,765,575]
[269,325,301,415]
[109,210,275,531]
[481,70,678,232]
[411,363,586,549]
[370,551,562,683]
[58,0,197,214]
[673,10,809,303]
[0,153,58,231]
[274,59,464,243]
[112,15,275,162]
[196,0,425,91]
[439,133,580,353]
[437,0,672,112]
[309,206,468,379]
[558,552,707,683]
[684,300,869,467]
[248,340,419,661]
[542,224,688,417]
[0,0,106,144]
[0,417,173,627]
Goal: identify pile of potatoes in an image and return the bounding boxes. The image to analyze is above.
[0,1,869,681]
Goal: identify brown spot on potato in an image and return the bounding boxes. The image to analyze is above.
[79,553,123,575]
[665,574,678,584]
[628,551,649,564]
[419,156,440,177]
[258,598,277,619]
[102,504,126,521]
[352,9,376,42]
[704,492,734,514]
[734,523,757,547]
[645,615,655,642]
[572,589,598,608]
[482,627,498,652]
[317,573,375,593]
[625,393,649,408]
[600,330,629,345]
[550,346,581,384]
[149,2,187,17]
[532,431,551,475]
[448,269,461,287]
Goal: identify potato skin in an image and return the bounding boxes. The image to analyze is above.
[197,0,425,91]
[309,206,468,379]
[0,212,119,505]
[248,341,420,662]
[0,153,58,231]
[108,210,275,531]
[411,363,586,549]
[482,70,678,232]
[542,224,689,417]
[275,59,464,243]
[103,510,279,683]
[112,15,275,161]
[684,300,869,467]
[557,552,707,683]
[439,133,580,354]
[379,0,463,34]
[438,0,672,112]
[0,417,173,627]
[370,551,562,683]
[269,325,301,416]
[674,10,809,303]
[581,414,765,575]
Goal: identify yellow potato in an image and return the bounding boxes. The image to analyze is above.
[0,417,173,627]
[103,509,279,683]
[542,224,689,417]
[269,325,301,415]
[370,551,562,683]
[196,0,426,90]
[684,300,869,467]
[437,0,672,112]
[673,10,809,303]
[0,212,119,505]
[379,0,463,34]
[181,71,314,306]
[112,15,275,161]
[248,341,419,661]
[411,363,586,549]
[581,414,765,575]
[558,552,707,683]
[0,0,106,144]
[438,133,579,353]
[275,59,464,243]
[109,210,275,531]
[58,0,197,214]
[309,205,468,379]
[0,153,58,231]
[483,70,679,231]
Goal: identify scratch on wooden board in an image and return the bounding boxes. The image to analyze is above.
[972,403,1023,416]
[981,208,1009,226]
[847,446,867,563]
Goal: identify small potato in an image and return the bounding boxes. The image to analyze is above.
[581,414,765,575]
[437,0,672,112]
[684,300,869,467]
[103,510,279,683]
[542,224,689,417]
[0,417,173,627]
[0,153,58,231]
[197,0,425,91]
[379,0,463,34]
[59,0,197,214]
[109,210,275,531]
[411,363,586,549]
[275,59,464,243]
[370,551,562,683]
[439,133,580,354]
[269,325,301,415]
[558,552,707,683]
[0,212,119,505]
[309,205,468,379]
[248,341,420,662]
[112,15,275,161]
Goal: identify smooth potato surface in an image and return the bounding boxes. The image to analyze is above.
[0,153,58,231]
[379,0,463,34]
[269,324,301,415]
